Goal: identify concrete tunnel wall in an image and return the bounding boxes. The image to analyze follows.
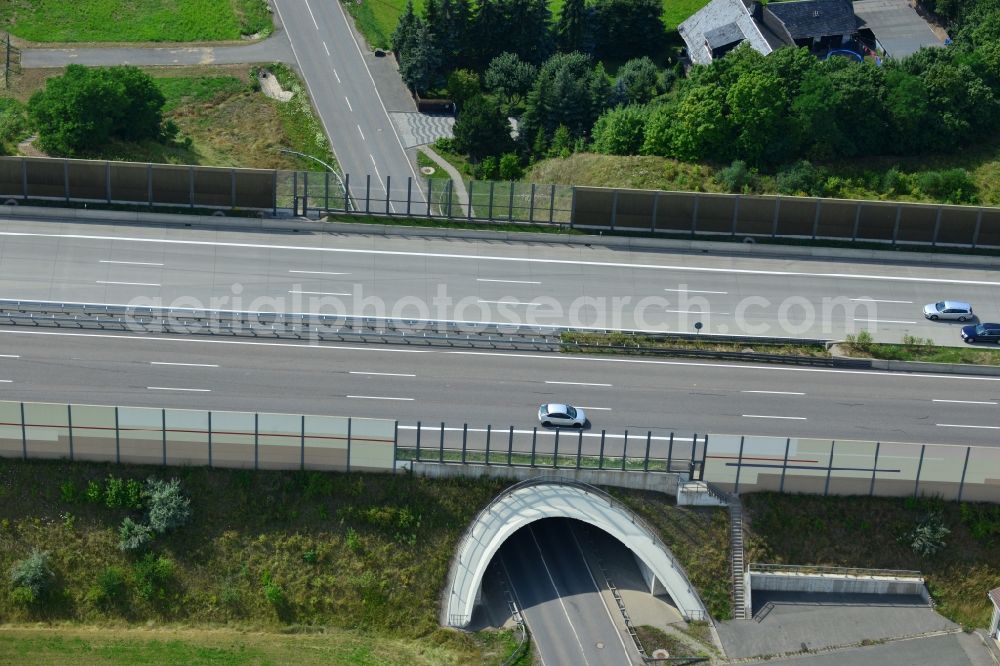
[441,482,709,627]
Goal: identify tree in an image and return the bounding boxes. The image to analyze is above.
[591,105,648,155]
[520,52,611,152]
[118,517,155,552]
[725,69,786,165]
[555,0,590,53]
[392,0,419,55]
[437,0,472,68]
[665,85,730,161]
[28,65,165,156]
[614,57,661,105]
[591,0,665,61]
[452,95,513,160]
[884,68,931,154]
[399,20,441,95]
[472,0,551,68]
[447,69,481,109]
[485,52,537,107]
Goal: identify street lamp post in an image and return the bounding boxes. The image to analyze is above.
[278,148,352,214]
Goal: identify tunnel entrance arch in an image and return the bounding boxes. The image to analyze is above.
[441,476,709,627]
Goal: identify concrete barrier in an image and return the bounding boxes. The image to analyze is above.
[747,567,931,611]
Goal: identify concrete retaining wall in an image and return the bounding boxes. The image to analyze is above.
[409,461,681,494]
[750,571,930,604]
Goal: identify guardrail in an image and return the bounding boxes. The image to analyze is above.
[748,563,922,578]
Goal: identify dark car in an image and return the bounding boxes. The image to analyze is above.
[961,323,1000,343]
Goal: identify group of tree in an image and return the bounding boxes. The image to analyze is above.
[392,0,666,95]
[28,65,169,156]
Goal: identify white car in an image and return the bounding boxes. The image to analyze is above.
[923,300,974,321]
[538,403,587,428]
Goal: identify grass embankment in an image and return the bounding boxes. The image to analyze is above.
[0,0,272,43]
[528,147,1000,207]
[744,493,1000,628]
[0,458,724,655]
[0,65,334,172]
[840,333,1000,365]
[562,332,831,358]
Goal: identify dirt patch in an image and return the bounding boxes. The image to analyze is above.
[258,68,292,102]
[16,135,45,157]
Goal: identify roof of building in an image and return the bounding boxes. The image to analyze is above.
[765,0,859,40]
[989,587,1000,609]
[853,0,946,58]
[678,0,775,65]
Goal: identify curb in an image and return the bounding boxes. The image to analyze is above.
[3,203,1000,270]
[828,343,1000,376]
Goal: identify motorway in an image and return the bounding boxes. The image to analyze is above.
[1,218,999,344]
[270,0,424,211]
[499,520,633,665]
[1,326,999,447]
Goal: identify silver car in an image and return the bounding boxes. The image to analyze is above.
[538,403,587,428]
[923,300,974,321]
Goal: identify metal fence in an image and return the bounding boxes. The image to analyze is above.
[703,434,1000,502]
[395,422,706,474]
[0,400,397,473]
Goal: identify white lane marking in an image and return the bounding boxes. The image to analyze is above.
[99,260,164,267]
[666,309,729,315]
[150,362,219,368]
[345,97,353,112]
[369,153,384,187]
[477,278,542,285]
[478,300,538,306]
[346,395,413,401]
[96,280,160,287]
[937,423,1000,429]
[288,290,351,296]
[742,390,806,395]
[545,381,612,387]
[0,380,12,383]
[743,414,807,420]
[333,68,340,83]
[349,371,416,377]
[0,355,20,358]
[322,41,330,56]
[851,298,914,304]
[932,399,997,405]
[566,525,633,663]
[497,558,547,666]
[12,231,1000,286]
[853,318,917,324]
[664,288,728,294]
[527,527,591,666]
[147,386,211,392]
[304,0,320,29]
[357,124,366,141]
[576,406,612,411]
[288,270,350,276]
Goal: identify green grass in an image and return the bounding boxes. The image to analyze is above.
[839,335,1000,365]
[0,626,521,665]
[0,0,272,43]
[743,493,1000,628]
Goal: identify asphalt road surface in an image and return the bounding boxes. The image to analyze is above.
[1,218,998,345]
[1,328,998,447]
[270,0,424,211]
[499,520,633,665]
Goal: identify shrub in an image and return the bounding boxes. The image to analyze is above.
[346,527,362,554]
[59,480,78,504]
[776,160,824,196]
[302,472,334,500]
[844,329,874,353]
[908,512,950,557]
[498,153,523,181]
[89,566,127,606]
[882,167,912,196]
[915,168,978,204]
[960,503,1000,542]
[10,549,54,602]
[105,476,142,509]
[132,553,174,601]
[118,517,155,552]
[145,478,191,534]
[716,160,754,193]
[473,155,499,180]
[261,570,286,609]
[591,105,648,156]
[85,480,103,504]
